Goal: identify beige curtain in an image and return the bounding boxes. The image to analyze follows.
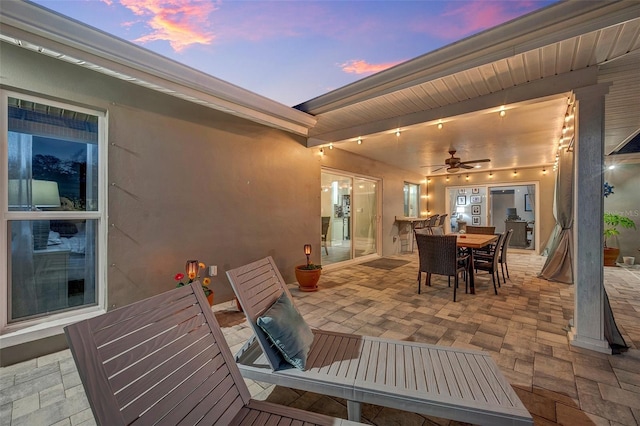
[539,144,574,283]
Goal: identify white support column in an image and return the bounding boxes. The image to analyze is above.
[568,83,612,354]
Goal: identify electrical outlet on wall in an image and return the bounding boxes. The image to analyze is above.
[209,265,217,276]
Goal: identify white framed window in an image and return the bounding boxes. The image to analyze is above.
[1,91,107,345]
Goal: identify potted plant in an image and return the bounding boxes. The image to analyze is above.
[295,244,321,292]
[175,260,214,305]
[603,213,637,266]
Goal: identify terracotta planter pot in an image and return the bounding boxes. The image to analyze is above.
[206,292,214,306]
[604,247,620,267]
[294,266,321,292]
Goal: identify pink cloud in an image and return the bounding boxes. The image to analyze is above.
[119,0,217,52]
[113,1,382,51]
[340,59,404,75]
[411,1,538,40]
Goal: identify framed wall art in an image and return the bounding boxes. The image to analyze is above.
[470,195,481,204]
[456,195,467,205]
[472,216,481,225]
[472,205,481,215]
[472,188,480,194]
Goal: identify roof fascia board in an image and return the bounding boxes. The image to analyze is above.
[2,24,312,136]
[307,67,598,146]
[297,1,640,114]
[0,1,315,135]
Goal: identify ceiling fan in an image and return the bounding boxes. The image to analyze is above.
[422,149,491,173]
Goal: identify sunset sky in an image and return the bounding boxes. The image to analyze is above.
[31,0,557,106]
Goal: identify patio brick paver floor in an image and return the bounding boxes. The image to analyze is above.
[1,251,639,425]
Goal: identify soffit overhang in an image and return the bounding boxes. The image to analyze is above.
[0,0,316,136]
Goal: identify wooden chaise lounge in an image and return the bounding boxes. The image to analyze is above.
[64,282,360,425]
[228,256,533,425]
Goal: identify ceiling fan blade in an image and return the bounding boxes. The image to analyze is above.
[460,164,474,169]
[459,158,490,165]
[420,163,445,168]
[430,166,445,172]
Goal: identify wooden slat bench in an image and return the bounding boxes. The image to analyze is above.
[64,282,361,425]
[228,256,533,425]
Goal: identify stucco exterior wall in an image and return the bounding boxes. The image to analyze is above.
[2,42,326,307]
[1,42,426,314]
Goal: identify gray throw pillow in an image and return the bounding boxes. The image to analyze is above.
[257,292,314,370]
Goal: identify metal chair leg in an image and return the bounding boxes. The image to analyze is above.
[453,274,458,302]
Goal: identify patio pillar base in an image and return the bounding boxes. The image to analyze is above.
[568,328,611,354]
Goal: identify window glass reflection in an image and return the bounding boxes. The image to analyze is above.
[9,219,97,321]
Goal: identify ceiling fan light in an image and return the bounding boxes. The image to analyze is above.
[447,167,459,173]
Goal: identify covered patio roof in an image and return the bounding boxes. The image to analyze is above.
[297,1,640,175]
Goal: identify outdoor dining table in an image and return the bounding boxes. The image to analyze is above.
[456,233,499,294]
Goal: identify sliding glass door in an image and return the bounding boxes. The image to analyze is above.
[353,177,378,258]
[321,170,380,266]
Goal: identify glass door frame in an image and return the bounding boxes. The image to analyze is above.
[486,181,539,252]
[321,167,381,269]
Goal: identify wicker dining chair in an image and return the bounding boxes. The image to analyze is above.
[473,231,506,294]
[498,228,514,283]
[415,233,469,302]
[475,229,513,285]
[465,225,495,235]
[436,214,448,231]
[425,214,440,234]
[430,227,444,235]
